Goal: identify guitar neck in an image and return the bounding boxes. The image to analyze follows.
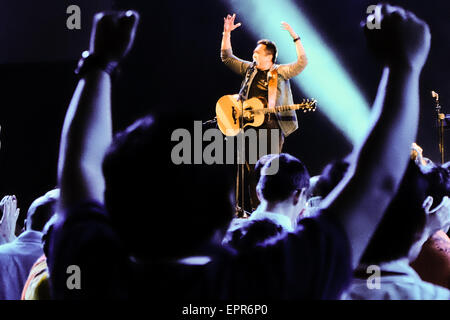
[260,104,303,114]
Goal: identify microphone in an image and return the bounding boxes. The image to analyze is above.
[250,60,257,68]
[431,90,439,102]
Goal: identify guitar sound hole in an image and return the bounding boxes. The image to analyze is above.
[243,112,254,121]
[232,106,237,124]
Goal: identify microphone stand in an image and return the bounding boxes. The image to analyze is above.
[433,92,445,163]
[202,117,217,126]
[235,62,256,218]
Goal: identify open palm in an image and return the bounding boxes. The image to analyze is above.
[224,13,241,33]
[0,195,20,244]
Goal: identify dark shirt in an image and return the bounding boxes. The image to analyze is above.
[46,201,352,300]
[246,69,280,132]
[248,69,269,101]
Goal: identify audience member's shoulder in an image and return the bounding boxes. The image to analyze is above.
[417,280,450,300]
[289,209,352,265]
[46,200,118,252]
[297,208,347,238]
[62,200,109,224]
[376,275,450,300]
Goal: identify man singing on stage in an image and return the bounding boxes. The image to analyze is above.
[220,13,308,213]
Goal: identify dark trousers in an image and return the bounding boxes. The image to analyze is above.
[236,117,284,213]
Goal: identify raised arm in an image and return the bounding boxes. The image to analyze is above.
[220,13,251,76]
[277,22,308,79]
[0,195,20,244]
[320,4,431,268]
[57,11,139,212]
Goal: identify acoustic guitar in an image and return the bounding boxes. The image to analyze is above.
[215,94,316,136]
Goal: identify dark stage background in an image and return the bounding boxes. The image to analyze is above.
[0,0,449,225]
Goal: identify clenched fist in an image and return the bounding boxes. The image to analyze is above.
[89,10,140,63]
[365,4,431,71]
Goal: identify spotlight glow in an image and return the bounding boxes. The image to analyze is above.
[223,0,371,145]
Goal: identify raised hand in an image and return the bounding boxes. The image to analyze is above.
[223,13,241,33]
[89,10,140,63]
[281,21,298,39]
[365,4,431,70]
[0,195,20,244]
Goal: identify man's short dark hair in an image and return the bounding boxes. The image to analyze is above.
[102,112,234,260]
[257,39,278,63]
[254,154,277,187]
[360,160,450,265]
[256,153,310,202]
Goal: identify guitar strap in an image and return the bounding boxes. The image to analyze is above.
[267,67,278,109]
[268,68,298,124]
